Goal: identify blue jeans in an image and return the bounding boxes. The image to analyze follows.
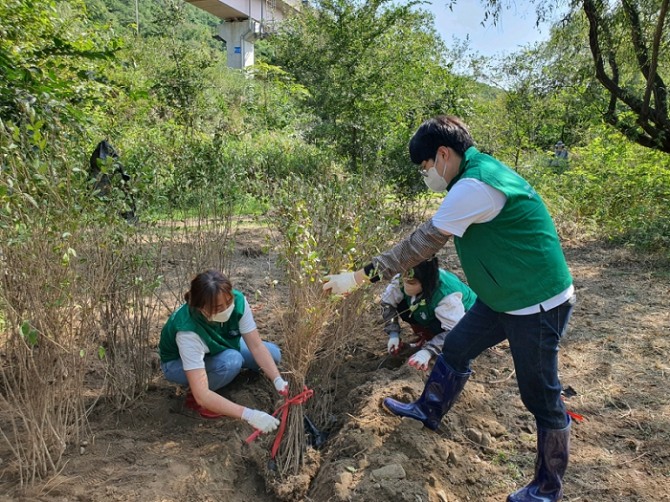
[161,339,282,391]
[441,296,575,430]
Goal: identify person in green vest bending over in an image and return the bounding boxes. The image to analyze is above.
[381,256,476,371]
[159,270,288,433]
[323,116,576,502]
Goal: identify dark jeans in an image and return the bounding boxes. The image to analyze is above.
[441,296,575,430]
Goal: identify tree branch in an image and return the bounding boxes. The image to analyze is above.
[583,0,670,152]
[621,0,668,126]
[642,0,669,120]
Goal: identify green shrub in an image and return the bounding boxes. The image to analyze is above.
[522,127,670,255]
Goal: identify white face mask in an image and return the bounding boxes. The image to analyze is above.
[210,301,235,323]
[423,153,448,192]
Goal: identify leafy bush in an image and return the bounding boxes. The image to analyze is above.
[265,172,400,478]
[523,127,670,254]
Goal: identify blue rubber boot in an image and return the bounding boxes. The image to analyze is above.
[382,354,471,430]
[507,418,571,502]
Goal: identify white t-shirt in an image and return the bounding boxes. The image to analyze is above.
[176,297,257,371]
[431,178,574,314]
[431,178,507,237]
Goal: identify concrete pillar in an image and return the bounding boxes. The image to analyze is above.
[216,19,262,69]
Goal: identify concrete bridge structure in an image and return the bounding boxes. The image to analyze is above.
[185,0,302,68]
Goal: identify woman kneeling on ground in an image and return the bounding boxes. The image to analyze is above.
[159,269,287,433]
[381,256,476,371]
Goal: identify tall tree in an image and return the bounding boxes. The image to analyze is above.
[582,0,669,152]
[0,0,119,124]
[459,0,670,153]
[268,0,470,174]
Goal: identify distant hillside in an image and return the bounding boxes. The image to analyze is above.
[475,80,502,101]
[84,0,220,42]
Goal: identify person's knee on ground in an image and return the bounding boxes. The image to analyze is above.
[161,359,189,387]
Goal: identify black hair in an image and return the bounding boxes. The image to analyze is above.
[185,270,233,315]
[408,115,475,165]
[406,257,440,302]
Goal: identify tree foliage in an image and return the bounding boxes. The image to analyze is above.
[0,0,119,125]
[462,0,670,154]
[85,0,219,39]
[582,0,670,152]
[267,0,472,179]
[469,20,603,165]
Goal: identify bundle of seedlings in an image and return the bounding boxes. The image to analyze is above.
[152,193,238,312]
[90,230,164,408]
[0,226,92,486]
[0,123,100,486]
[266,174,399,488]
[0,216,112,481]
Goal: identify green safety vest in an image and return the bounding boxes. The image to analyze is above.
[159,289,246,362]
[402,269,477,326]
[449,147,572,312]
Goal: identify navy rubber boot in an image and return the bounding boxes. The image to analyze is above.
[507,418,571,502]
[382,354,471,430]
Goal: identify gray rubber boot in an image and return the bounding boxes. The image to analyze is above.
[507,418,571,502]
[382,354,470,430]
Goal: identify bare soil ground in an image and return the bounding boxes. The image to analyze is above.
[3,224,669,502]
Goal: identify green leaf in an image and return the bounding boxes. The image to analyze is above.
[20,320,39,346]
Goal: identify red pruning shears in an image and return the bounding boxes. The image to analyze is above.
[561,387,586,423]
[566,410,585,423]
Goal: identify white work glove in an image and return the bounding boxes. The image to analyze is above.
[387,333,401,355]
[408,349,432,371]
[322,271,358,295]
[273,376,289,396]
[242,408,280,433]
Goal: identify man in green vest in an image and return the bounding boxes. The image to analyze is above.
[323,116,575,502]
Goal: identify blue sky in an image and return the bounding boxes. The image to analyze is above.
[426,1,551,58]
